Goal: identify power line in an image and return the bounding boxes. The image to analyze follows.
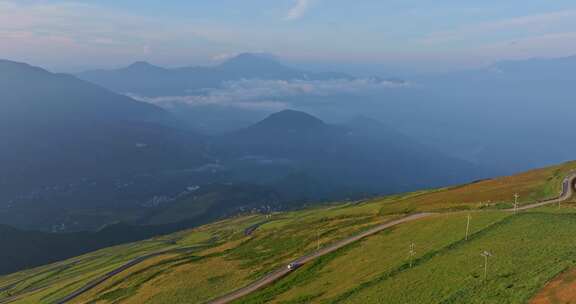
[480,250,493,281]
[408,242,416,268]
[465,214,471,241]
[514,193,519,213]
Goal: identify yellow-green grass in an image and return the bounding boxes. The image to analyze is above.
[236,210,576,304]
[0,242,178,303]
[234,211,510,303]
[0,215,266,303]
[66,212,401,303]
[338,212,576,304]
[1,161,575,303]
[73,253,248,304]
[360,160,576,215]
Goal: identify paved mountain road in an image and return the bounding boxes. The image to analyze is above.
[45,173,576,304]
[207,173,576,304]
[515,174,575,211]
[207,212,432,304]
[51,245,205,304]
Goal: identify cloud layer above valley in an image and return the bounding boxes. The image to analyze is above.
[128,78,407,111]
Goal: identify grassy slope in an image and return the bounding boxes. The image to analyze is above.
[1,161,576,303]
[340,210,576,304]
[237,211,511,304]
[0,215,264,303]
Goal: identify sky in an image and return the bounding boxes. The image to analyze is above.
[2,0,576,72]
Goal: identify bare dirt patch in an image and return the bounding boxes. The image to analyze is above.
[531,268,576,304]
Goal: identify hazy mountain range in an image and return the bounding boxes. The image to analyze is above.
[77,53,405,134]
[77,53,356,97]
[4,53,576,234]
[1,54,575,277]
[0,58,477,233]
[76,53,576,179]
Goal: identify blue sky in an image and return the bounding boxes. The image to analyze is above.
[2,0,576,72]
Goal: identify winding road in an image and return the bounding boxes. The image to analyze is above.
[207,172,576,304]
[46,173,576,304]
[207,213,432,304]
[51,245,205,304]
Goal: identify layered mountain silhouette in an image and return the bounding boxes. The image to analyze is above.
[0,60,209,230]
[0,59,206,183]
[215,110,478,194]
[0,59,477,233]
[0,60,168,124]
[77,53,353,97]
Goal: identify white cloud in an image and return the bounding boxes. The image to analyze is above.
[285,0,312,20]
[128,78,407,111]
[211,52,240,62]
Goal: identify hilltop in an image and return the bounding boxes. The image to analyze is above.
[1,59,471,233]
[2,161,576,303]
[76,53,355,97]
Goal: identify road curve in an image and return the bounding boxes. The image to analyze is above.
[52,246,204,304]
[207,212,432,304]
[515,172,576,211]
[207,172,576,304]
[49,173,576,304]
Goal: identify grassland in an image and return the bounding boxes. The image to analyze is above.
[340,211,576,304]
[1,161,576,303]
[236,211,511,304]
[0,215,265,303]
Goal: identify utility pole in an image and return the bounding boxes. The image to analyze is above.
[514,193,519,213]
[481,251,493,281]
[317,230,320,250]
[465,214,471,241]
[409,242,416,268]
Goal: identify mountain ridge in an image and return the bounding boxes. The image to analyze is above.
[76,53,358,97]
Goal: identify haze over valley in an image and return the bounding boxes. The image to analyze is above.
[2,1,576,303]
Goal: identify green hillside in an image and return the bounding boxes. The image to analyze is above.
[2,161,576,304]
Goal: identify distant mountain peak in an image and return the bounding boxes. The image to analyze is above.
[0,59,168,124]
[129,61,153,67]
[253,109,324,131]
[219,53,283,70]
[124,61,163,72]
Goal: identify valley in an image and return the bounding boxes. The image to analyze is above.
[0,59,479,233]
[1,161,576,303]
[3,3,576,303]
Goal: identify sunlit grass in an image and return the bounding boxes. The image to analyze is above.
[239,211,510,303]
[1,161,575,303]
[341,212,576,304]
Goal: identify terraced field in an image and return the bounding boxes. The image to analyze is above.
[2,161,576,303]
